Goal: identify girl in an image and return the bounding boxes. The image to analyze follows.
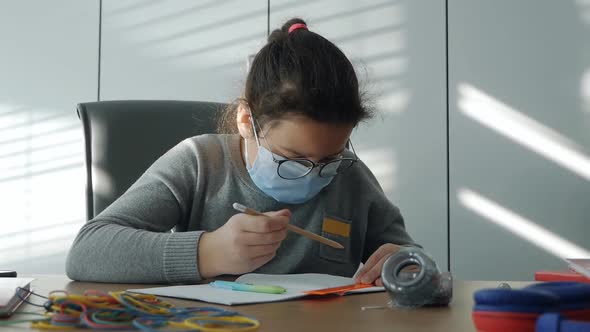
[66,18,418,286]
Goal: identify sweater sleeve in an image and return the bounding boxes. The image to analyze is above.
[66,139,203,284]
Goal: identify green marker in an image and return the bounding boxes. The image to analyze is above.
[209,281,286,294]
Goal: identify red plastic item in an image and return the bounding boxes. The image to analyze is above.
[534,271,590,284]
[473,309,590,332]
[473,311,540,332]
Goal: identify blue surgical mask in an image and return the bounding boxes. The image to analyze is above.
[244,136,334,205]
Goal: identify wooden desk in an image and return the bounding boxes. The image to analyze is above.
[2,275,530,331]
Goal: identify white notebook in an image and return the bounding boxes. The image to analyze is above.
[129,273,384,306]
[0,278,34,317]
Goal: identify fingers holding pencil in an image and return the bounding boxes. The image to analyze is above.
[232,203,344,249]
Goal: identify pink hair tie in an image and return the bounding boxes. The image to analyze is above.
[288,23,308,34]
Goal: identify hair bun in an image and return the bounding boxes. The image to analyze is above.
[267,17,308,43]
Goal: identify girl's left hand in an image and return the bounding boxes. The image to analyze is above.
[354,243,401,286]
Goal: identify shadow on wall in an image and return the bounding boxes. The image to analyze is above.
[100,0,270,101]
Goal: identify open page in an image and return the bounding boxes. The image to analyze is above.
[129,273,383,306]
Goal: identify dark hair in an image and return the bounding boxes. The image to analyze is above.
[218,18,372,133]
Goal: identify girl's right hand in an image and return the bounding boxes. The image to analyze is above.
[197,209,291,279]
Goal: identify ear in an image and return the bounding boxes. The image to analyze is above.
[236,102,254,139]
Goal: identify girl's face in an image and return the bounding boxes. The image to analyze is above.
[237,107,353,166]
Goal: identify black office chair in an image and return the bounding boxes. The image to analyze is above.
[77,100,226,220]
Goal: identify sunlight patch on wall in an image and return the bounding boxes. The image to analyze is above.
[459,188,590,259]
[581,68,590,113]
[575,0,590,25]
[354,146,397,194]
[458,83,590,181]
[0,103,85,270]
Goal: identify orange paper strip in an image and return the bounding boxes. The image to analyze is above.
[303,283,374,296]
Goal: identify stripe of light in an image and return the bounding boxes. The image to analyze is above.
[458,83,590,181]
[458,188,590,259]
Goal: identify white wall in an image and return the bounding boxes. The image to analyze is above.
[449,0,590,280]
[0,0,99,273]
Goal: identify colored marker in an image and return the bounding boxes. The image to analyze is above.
[210,281,286,294]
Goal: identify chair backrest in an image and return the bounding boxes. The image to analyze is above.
[77,100,226,220]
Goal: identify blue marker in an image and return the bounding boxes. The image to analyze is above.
[210,281,286,294]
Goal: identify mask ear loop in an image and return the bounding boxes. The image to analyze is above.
[244,112,261,169]
[249,112,261,146]
[244,140,251,169]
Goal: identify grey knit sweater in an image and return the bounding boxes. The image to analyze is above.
[66,134,416,283]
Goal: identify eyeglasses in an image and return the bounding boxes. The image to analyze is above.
[271,141,359,179]
[251,118,360,180]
